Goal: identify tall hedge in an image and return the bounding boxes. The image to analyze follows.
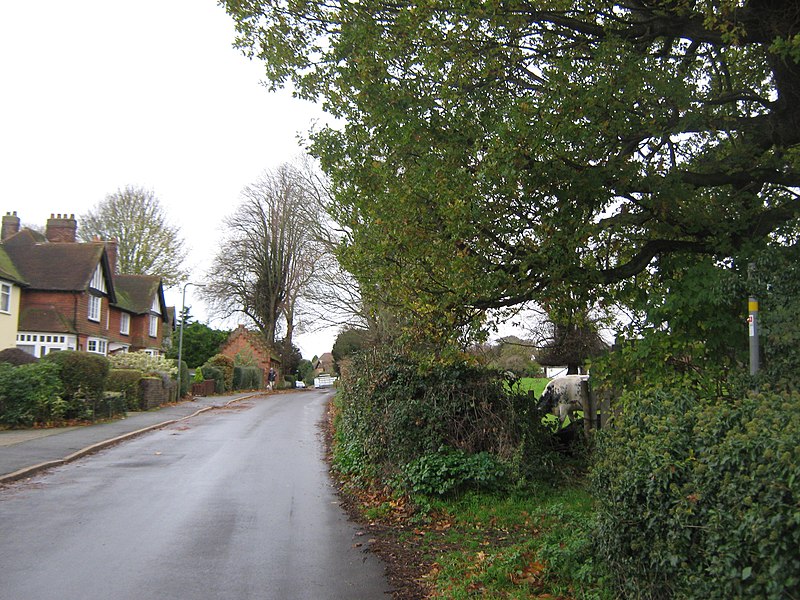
[0,362,64,427]
[203,354,234,392]
[41,350,110,419]
[233,366,263,390]
[592,389,800,599]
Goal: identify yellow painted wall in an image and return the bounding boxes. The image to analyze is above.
[0,284,20,350]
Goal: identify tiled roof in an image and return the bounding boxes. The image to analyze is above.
[18,306,77,334]
[0,246,27,285]
[2,236,113,299]
[113,274,166,318]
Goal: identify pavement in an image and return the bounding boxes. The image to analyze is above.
[0,392,262,484]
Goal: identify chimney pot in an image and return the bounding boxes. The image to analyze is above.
[45,213,78,243]
[1,212,20,240]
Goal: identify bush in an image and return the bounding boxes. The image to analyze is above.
[333,348,555,487]
[107,368,144,410]
[109,351,177,378]
[41,350,110,420]
[592,388,800,599]
[201,365,225,394]
[0,362,64,427]
[401,447,508,496]
[0,348,39,366]
[233,366,263,390]
[203,354,234,392]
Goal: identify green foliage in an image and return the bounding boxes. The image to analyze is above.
[481,336,542,377]
[106,368,144,411]
[177,360,189,399]
[333,347,556,487]
[592,388,800,599]
[233,366,263,390]
[401,448,507,497]
[42,351,110,419]
[332,328,371,367]
[0,362,64,427]
[201,365,224,394]
[167,321,229,369]
[203,354,234,392]
[296,358,315,385]
[192,366,204,383]
[0,348,39,366]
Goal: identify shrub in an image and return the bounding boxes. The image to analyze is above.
[41,351,110,419]
[592,388,800,599]
[0,361,64,427]
[109,351,177,377]
[0,348,39,366]
[401,447,508,496]
[233,366,263,390]
[203,354,234,392]
[333,348,555,487]
[201,365,225,394]
[107,368,144,410]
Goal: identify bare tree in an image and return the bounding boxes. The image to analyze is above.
[205,164,319,351]
[79,185,189,287]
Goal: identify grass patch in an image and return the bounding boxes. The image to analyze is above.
[513,377,549,398]
[413,486,609,599]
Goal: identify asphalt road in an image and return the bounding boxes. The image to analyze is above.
[0,389,392,600]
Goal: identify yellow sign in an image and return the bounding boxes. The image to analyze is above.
[748,300,759,312]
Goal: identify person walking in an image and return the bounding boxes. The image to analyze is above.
[267,367,277,391]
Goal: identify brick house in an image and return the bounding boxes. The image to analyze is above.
[218,324,281,383]
[0,212,170,357]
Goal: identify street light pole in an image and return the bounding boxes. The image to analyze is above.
[176,282,205,401]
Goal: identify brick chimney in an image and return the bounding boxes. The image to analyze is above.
[105,238,118,274]
[45,213,77,243]
[2,211,20,240]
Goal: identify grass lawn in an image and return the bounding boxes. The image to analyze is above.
[511,377,550,398]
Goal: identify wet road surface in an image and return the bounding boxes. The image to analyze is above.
[0,389,391,600]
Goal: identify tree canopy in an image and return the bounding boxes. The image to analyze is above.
[223,1,800,342]
[79,185,189,287]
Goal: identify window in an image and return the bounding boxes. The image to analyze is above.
[120,313,130,335]
[87,338,107,355]
[89,264,106,292]
[88,295,101,322]
[149,314,158,337]
[0,283,10,313]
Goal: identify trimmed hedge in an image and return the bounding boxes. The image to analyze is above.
[592,389,800,599]
[201,365,225,394]
[0,361,64,427]
[233,366,263,390]
[107,368,145,410]
[41,350,110,420]
[204,354,234,392]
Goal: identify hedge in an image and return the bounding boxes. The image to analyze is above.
[0,361,64,427]
[41,350,110,420]
[107,368,145,411]
[592,388,800,599]
[233,366,263,390]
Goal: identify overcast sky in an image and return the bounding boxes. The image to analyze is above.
[0,0,339,358]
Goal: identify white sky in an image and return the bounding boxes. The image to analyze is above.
[0,0,338,358]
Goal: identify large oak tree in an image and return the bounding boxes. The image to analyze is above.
[222,0,800,338]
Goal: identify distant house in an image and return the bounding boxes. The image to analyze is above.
[218,324,282,382]
[0,212,170,357]
[314,352,335,374]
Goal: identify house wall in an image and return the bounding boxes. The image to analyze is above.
[21,289,111,352]
[0,283,20,350]
[219,334,277,379]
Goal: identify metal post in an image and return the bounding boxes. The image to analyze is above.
[176,282,205,400]
[748,296,760,377]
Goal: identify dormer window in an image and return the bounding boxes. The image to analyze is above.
[151,295,160,315]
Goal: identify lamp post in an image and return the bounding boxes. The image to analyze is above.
[176,282,205,401]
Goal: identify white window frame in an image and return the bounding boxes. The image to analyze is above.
[87,337,107,355]
[89,264,106,292]
[88,294,101,322]
[149,314,158,337]
[0,283,10,313]
[120,312,130,335]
